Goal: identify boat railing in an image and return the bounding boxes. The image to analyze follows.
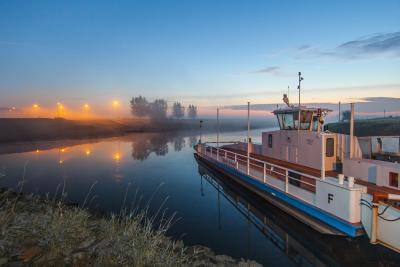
[198,143,320,204]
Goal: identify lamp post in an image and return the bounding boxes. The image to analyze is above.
[247,102,251,175]
[217,108,219,160]
[199,120,203,144]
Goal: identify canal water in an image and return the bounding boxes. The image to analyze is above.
[0,129,399,267]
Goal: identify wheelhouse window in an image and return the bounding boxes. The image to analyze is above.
[276,113,295,130]
[326,138,334,157]
[389,172,399,188]
[312,117,319,131]
[276,110,314,130]
[300,110,313,130]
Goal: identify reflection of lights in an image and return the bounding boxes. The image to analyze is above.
[60,148,65,153]
[113,153,121,161]
[59,160,63,164]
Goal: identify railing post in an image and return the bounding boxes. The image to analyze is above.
[263,163,266,183]
[234,154,237,163]
[285,170,289,193]
[225,151,227,159]
[247,156,250,175]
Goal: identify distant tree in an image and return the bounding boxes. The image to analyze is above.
[187,104,197,118]
[130,96,150,117]
[172,102,185,119]
[150,99,168,120]
[341,110,351,122]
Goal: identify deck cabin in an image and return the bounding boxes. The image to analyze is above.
[261,107,337,172]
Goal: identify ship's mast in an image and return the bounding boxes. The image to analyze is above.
[297,72,304,130]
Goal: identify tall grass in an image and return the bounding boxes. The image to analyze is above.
[0,189,193,266]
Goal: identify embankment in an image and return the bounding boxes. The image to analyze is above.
[0,118,271,143]
[325,117,400,136]
[0,189,260,266]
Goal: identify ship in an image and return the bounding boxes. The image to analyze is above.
[194,75,400,253]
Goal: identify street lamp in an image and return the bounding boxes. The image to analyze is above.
[56,102,64,118]
[32,104,40,118]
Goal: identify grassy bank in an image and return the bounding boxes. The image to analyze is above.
[0,118,271,143]
[0,190,260,266]
[325,117,400,137]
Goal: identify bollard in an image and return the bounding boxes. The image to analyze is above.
[348,176,354,188]
[338,174,344,185]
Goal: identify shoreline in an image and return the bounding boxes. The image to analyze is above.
[0,189,261,266]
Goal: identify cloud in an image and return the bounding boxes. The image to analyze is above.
[250,66,292,77]
[322,31,400,59]
[226,97,400,116]
[251,66,280,74]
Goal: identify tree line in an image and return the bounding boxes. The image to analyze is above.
[130,96,197,120]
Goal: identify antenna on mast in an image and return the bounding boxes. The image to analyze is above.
[297,72,304,108]
[297,72,304,131]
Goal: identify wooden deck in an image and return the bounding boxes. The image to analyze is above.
[220,146,400,196]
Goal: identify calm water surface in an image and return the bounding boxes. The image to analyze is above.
[0,129,399,267]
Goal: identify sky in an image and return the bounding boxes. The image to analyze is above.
[0,0,399,118]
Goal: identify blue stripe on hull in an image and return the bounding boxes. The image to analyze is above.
[201,154,363,237]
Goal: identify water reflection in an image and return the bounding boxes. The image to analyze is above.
[130,133,193,161]
[195,156,400,267]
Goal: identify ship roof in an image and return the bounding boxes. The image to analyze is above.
[272,106,333,114]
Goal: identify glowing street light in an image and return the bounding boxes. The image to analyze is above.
[112,100,120,107]
[56,102,64,117]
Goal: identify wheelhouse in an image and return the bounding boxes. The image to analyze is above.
[273,107,332,132]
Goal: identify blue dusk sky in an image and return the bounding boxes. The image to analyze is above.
[0,0,399,116]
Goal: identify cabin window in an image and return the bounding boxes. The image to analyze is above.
[277,114,284,129]
[282,113,294,130]
[312,117,319,131]
[268,134,273,148]
[389,172,399,187]
[276,110,314,130]
[300,110,313,130]
[326,138,334,157]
